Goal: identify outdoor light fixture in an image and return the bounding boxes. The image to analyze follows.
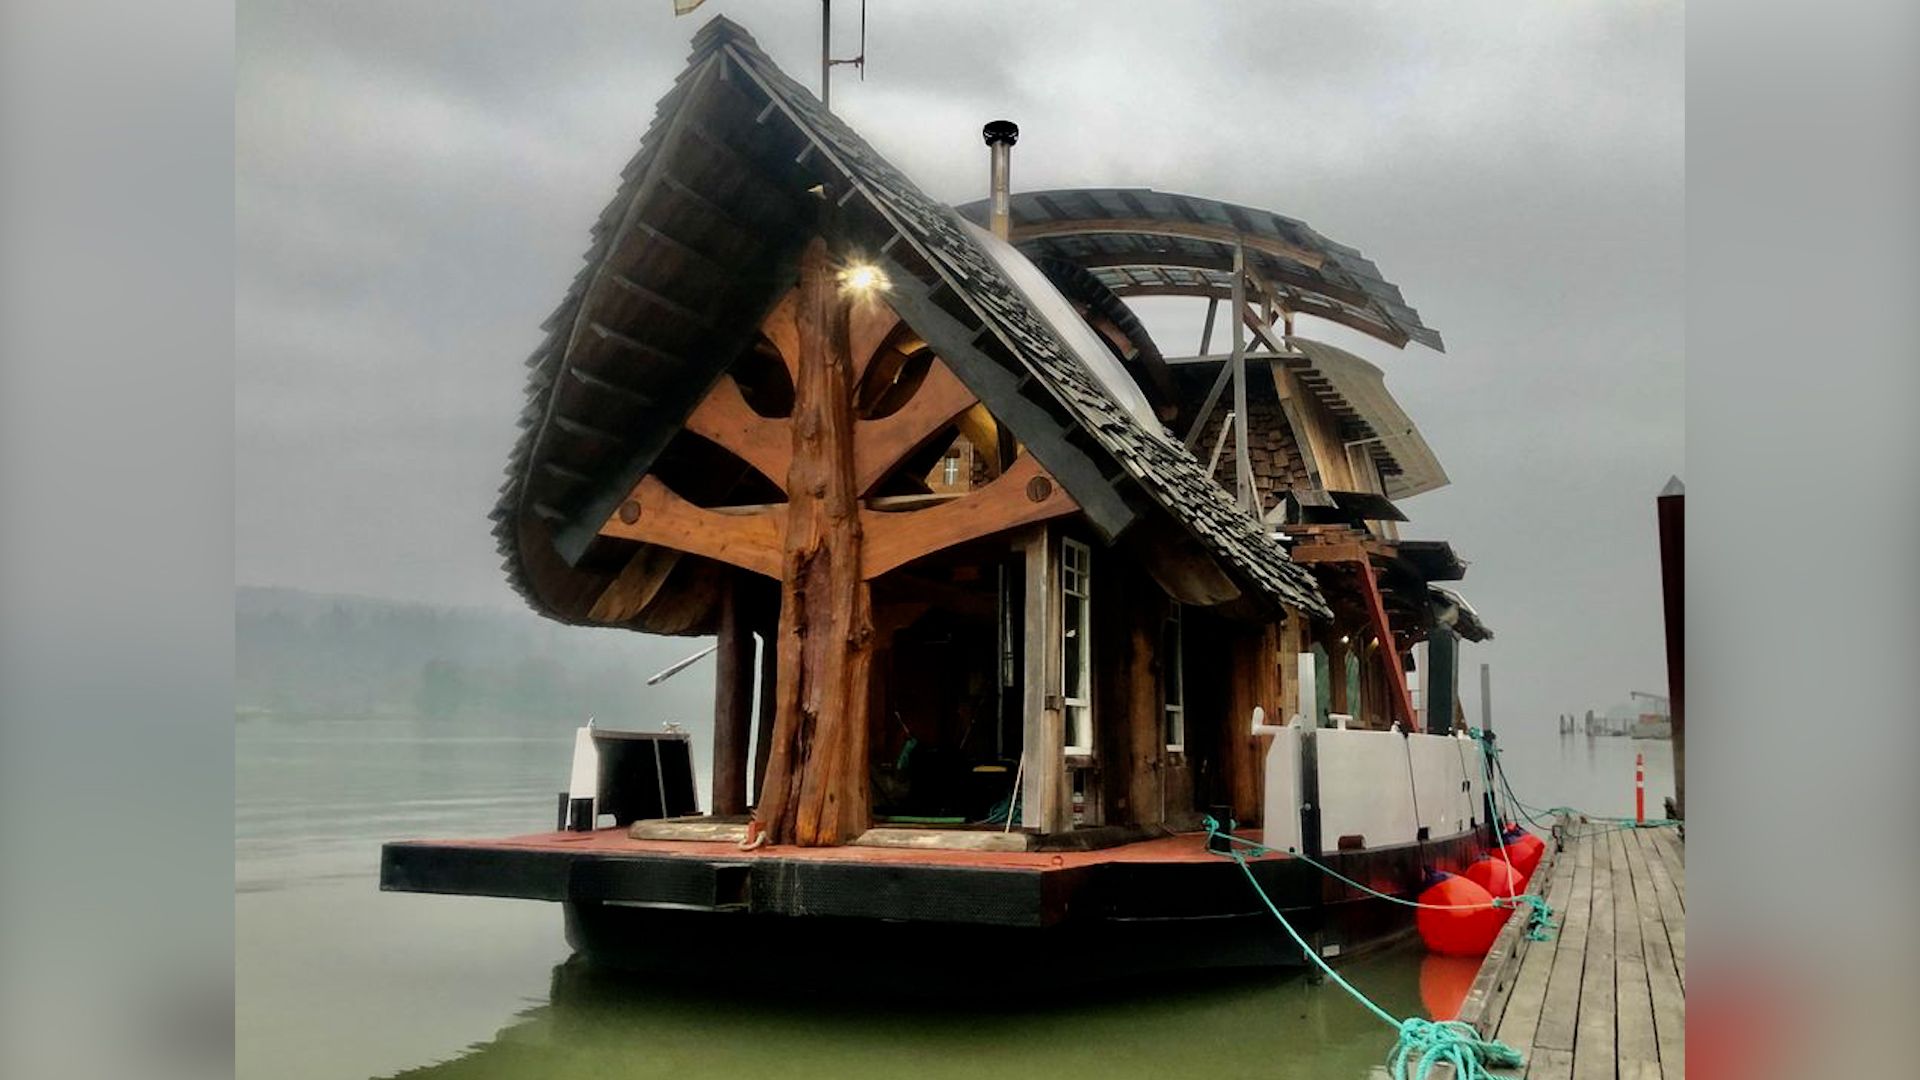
[839,263,888,293]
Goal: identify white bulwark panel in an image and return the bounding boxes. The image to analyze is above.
[1314,728,1419,849]
[1408,733,1474,838]
[1456,732,1487,830]
[1259,722,1306,853]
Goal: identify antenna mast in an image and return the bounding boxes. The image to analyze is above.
[820,0,868,110]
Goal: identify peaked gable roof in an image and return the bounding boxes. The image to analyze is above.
[495,17,1328,623]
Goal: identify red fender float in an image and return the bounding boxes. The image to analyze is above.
[1493,827,1546,880]
[1467,855,1527,901]
[1415,872,1504,957]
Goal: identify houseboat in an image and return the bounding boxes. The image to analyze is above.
[380,17,1497,989]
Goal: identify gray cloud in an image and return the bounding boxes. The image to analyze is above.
[237,0,1683,730]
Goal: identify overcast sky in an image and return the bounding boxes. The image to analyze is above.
[237,0,1684,730]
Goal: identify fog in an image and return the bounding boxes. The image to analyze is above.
[237,1,1683,732]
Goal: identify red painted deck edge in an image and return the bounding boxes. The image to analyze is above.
[402,827,1290,872]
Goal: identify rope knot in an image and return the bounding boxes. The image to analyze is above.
[1389,1017,1525,1080]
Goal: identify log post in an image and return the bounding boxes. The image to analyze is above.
[751,237,874,846]
[1019,524,1069,831]
[1278,613,1303,726]
[710,574,754,817]
[1222,623,1283,824]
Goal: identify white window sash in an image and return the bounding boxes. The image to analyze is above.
[1062,538,1093,754]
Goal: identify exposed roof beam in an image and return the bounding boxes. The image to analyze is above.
[874,252,1140,541]
[1007,218,1325,269]
[1163,349,1300,366]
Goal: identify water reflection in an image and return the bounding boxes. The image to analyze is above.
[237,714,1672,1080]
[378,947,1435,1080]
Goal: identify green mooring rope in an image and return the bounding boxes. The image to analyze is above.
[1201,818,1526,1080]
[1207,828,1552,931]
[1467,729,1683,839]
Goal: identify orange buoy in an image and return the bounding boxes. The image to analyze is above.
[1494,827,1546,879]
[1419,953,1483,1021]
[1467,856,1527,901]
[1416,872,1504,957]
[1486,846,1531,893]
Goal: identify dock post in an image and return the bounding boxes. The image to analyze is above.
[1657,477,1684,821]
[1479,662,1499,834]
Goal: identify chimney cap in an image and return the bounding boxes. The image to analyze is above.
[982,120,1020,146]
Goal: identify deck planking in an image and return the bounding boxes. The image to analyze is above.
[1439,817,1685,1080]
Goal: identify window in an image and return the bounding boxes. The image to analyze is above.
[1162,604,1185,751]
[1061,538,1093,754]
[942,452,960,487]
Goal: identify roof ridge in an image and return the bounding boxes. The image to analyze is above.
[689,14,758,53]
[716,41,1329,617]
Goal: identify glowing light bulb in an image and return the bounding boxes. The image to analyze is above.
[839,263,887,293]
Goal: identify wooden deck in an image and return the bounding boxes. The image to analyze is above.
[1441,820,1686,1079]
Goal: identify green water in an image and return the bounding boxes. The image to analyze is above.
[235,713,1674,1079]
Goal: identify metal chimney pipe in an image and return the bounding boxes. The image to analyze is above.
[983,120,1019,240]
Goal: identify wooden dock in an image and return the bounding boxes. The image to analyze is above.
[1436,819,1686,1079]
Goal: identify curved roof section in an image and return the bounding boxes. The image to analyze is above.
[1286,337,1448,501]
[955,188,1443,352]
[964,219,1160,428]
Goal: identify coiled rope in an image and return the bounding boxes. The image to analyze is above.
[1201,817,1526,1080]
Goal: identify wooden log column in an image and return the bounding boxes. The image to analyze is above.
[1019,525,1069,832]
[1223,622,1282,824]
[710,575,754,817]
[753,237,874,847]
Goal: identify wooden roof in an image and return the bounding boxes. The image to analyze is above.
[1282,337,1449,501]
[955,188,1443,351]
[493,17,1329,626]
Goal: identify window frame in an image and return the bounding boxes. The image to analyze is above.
[1060,537,1094,755]
[1162,603,1185,752]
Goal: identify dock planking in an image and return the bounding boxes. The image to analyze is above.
[1429,817,1685,1079]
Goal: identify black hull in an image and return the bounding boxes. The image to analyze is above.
[382,827,1492,988]
[549,829,1488,989]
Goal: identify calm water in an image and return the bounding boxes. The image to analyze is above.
[235,713,1674,1080]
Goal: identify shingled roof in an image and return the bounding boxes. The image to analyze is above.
[956,188,1444,352]
[494,17,1329,623]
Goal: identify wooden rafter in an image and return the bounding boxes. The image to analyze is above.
[860,453,1077,579]
[758,291,800,378]
[851,359,978,494]
[1007,217,1326,269]
[586,545,683,623]
[848,301,901,384]
[682,372,792,489]
[598,474,784,578]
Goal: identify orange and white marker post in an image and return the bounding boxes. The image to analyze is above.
[1635,751,1646,824]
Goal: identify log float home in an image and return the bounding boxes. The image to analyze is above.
[384,18,1496,977]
